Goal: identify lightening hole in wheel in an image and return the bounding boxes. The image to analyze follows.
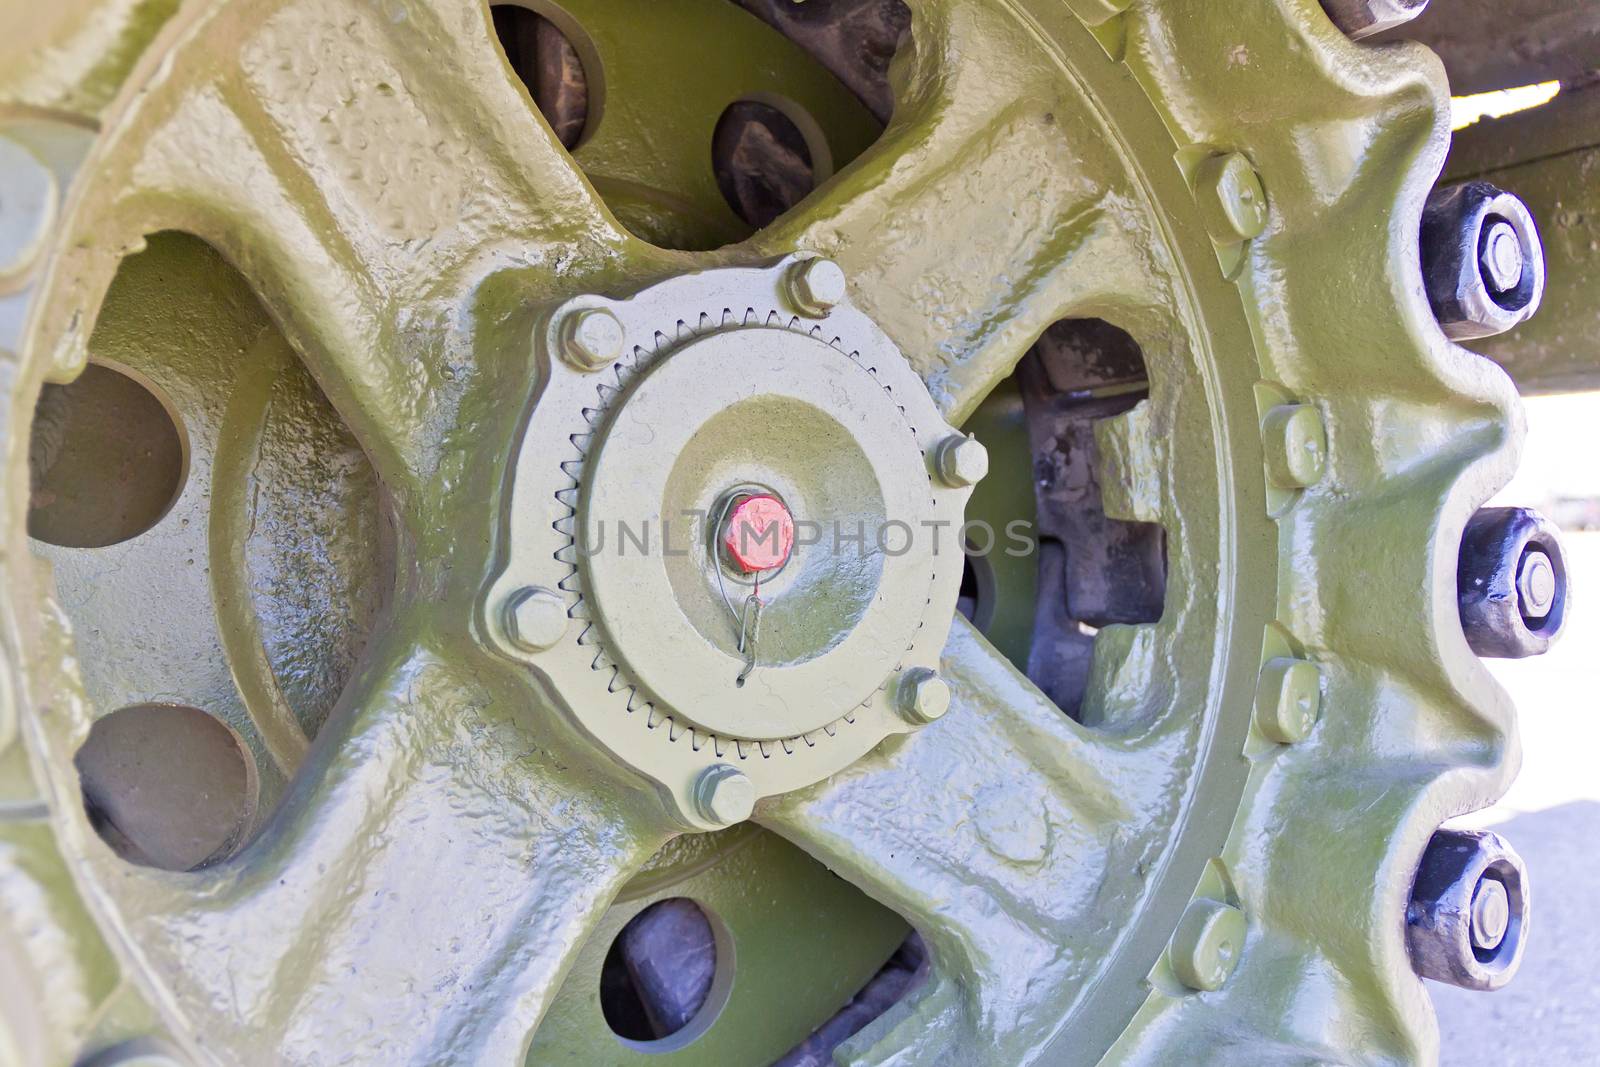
[75,704,256,872]
[27,364,186,549]
[491,3,591,150]
[960,318,1167,721]
[600,897,731,1051]
[713,98,819,229]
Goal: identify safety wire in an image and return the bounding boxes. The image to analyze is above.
[712,494,768,687]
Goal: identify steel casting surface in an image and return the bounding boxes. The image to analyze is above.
[0,0,1548,1064]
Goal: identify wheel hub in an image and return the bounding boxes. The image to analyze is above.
[487,257,978,827]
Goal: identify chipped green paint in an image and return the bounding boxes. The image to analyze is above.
[0,0,1533,1065]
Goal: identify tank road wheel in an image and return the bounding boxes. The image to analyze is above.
[0,0,1544,1063]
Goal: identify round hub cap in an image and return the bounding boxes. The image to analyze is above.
[487,258,979,826]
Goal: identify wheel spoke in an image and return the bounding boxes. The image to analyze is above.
[760,616,1181,1062]
[32,0,636,501]
[751,1,1171,424]
[109,628,667,1064]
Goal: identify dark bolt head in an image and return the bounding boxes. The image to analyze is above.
[1458,507,1569,658]
[1421,182,1545,341]
[1407,828,1529,991]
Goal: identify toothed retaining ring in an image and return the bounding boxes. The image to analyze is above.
[485,257,977,828]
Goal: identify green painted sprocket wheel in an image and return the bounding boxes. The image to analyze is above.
[0,0,1528,1064]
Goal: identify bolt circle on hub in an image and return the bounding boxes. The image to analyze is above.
[488,257,978,827]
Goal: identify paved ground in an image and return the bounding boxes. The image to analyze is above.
[1433,397,1600,1064]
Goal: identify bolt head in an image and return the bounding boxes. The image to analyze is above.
[503,586,569,652]
[1470,876,1510,951]
[1169,898,1247,992]
[935,433,989,488]
[1321,0,1429,39]
[720,493,795,574]
[1254,657,1321,744]
[1480,221,1524,293]
[897,667,951,725]
[1516,548,1557,620]
[1262,404,1327,490]
[1194,153,1269,244]
[693,764,755,827]
[786,257,847,317]
[559,307,625,370]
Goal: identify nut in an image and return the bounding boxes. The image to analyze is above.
[1169,898,1248,992]
[1458,508,1568,658]
[1261,404,1327,490]
[785,257,847,317]
[558,307,625,370]
[1421,182,1545,340]
[693,764,756,827]
[1407,828,1529,990]
[503,586,569,653]
[1193,153,1269,244]
[934,433,989,488]
[1254,657,1321,744]
[1318,0,1429,39]
[896,667,951,725]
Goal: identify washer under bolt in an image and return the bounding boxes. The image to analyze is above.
[1421,181,1545,340]
[1169,898,1248,992]
[1407,828,1529,990]
[934,433,989,488]
[503,586,569,653]
[1318,0,1429,39]
[785,257,847,317]
[693,764,756,827]
[1254,657,1322,744]
[1458,507,1568,658]
[1194,152,1269,244]
[558,307,625,370]
[1261,403,1327,490]
[896,667,951,725]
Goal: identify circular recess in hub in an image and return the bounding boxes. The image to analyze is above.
[580,329,934,740]
[27,363,187,549]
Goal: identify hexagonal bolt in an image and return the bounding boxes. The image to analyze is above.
[502,586,569,653]
[692,763,756,827]
[0,132,59,290]
[1261,404,1327,490]
[1421,182,1545,341]
[895,667,951,725]
[784,257,847,317]
[1458,507,1569,658]
[1193,153,1269,244]
[1407,828,1529,990]
[1169,898,1248,992]
[558,307,625,370]
[934,433,989,488]
[1254,657,1322,744]
[1318,0,1429,40]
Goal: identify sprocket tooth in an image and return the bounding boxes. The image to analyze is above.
[779,737,795,755]
[698,312,714,332]
[570,432,594,454]
[554,487,579,508]
[721,308,738,326]
[559,459,584,480]
[756,740,772,759]
[735,739,750,760]
[667,717,684,742]
[646,706,665,730]
[553,544,579,565]
[712,736,726,758]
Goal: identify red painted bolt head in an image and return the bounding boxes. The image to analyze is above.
[721,494,795,574]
